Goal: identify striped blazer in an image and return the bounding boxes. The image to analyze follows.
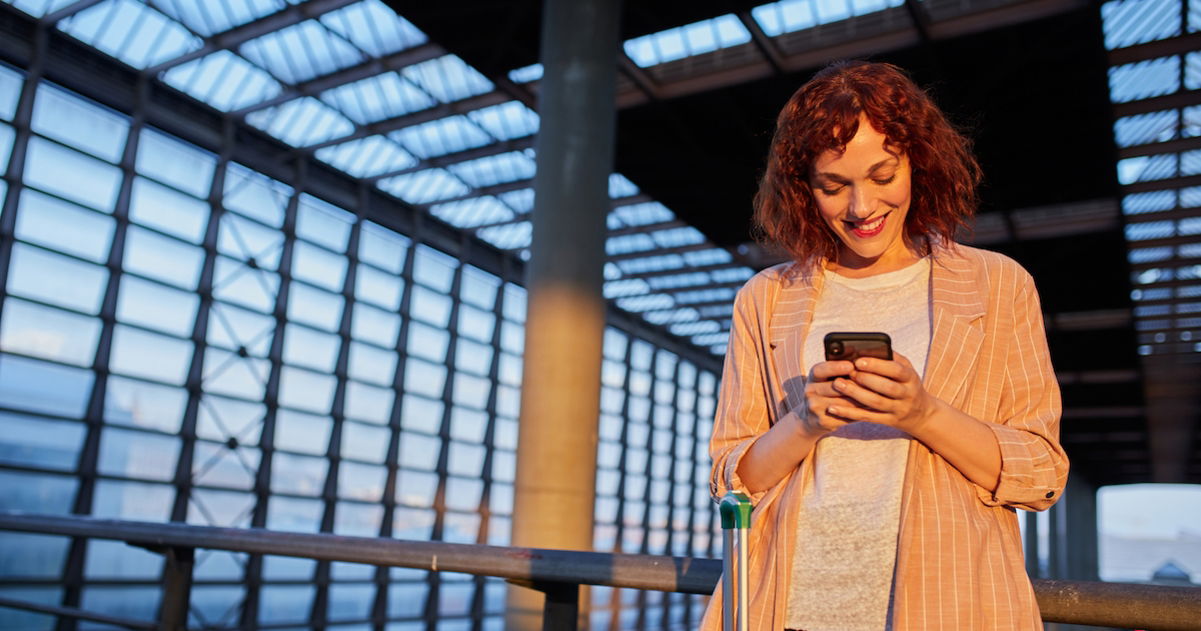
[702,244,1068,630]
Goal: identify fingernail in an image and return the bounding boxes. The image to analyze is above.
[856,359,868,369]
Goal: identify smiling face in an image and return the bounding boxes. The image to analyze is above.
[810,116,919,276]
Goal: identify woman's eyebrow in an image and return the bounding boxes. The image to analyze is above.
[813,158,899,182]
[867,157,899,173]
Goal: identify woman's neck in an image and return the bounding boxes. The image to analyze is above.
[827,242,924,278]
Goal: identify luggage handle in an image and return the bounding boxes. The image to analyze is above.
[719,492,752,631]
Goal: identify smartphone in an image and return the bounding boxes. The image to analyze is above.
[823,332,893,362]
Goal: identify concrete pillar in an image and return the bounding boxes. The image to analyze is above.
[505,0,622,629]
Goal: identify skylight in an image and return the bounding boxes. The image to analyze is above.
[446,151,536,189]
[152,0,283,37]
[161,50,283,112]
[467,101,539,141]
[390,115,492,159]
[476,221,532,250]
[245,97,355,147]
[321,72,437,124]
[320,0,429,57]
[58,0,202,70]
[623,14,751,68]
[239,19,364,84]
[378,168,470,205]
[751,0,906,37]
[429,196,515,229]
[315,135,418,178]
[401,55,493,103]
[3,0,73,18]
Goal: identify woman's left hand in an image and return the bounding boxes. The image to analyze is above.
[827,351,934,432]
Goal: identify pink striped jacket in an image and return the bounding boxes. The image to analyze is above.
[702,244,1068,630]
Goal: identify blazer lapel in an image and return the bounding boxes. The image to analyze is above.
[923,249,986,407]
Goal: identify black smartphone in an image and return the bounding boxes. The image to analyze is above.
[823,332,893,362]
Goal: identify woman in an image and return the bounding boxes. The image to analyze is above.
[702,61,1068,630]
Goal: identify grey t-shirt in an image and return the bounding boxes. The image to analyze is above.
[786,257,932,631]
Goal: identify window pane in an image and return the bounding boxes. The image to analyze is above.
[274,409,332,456]
[190,442,258,492]
[341,420,390,463]
[413,245,457,291]
[344,380,393,425]
[223,163,289,228]
[403,358,445,398]
[202,348,267,400]
[355,264,403,310]
[92,479,173,521]
[347,341,397,386]
[109,325,193,385]
[350,303,400,348]
[217,212,284,268]
[400,395,442,434]
[282,324,341,372]
[31,83,128,163]
[0,532,70,579]
[0,299,101,366]
[0,412,85,471]
[270,452,327,496]
[359,222,409,273]
[296,194,353,251]
[98,427,180,482]
[116,275,200,338]
[0,353,94,418]
[122,226,205,290]
[0,470,77,514]
[213,257,279,313]
[197,395,264,445]
[338,461,385,502]
[189,488,256,531]
[83,539,162,579]
[411,285,451,327]
[397,430,441,472]
[207,302,274,356]
[104,375,187,433]
[0,122,13,169]
[333,502,383,537]
[24,137,122,212]
[279,366,336,414]
[292,242,347,291]
[15,189,115,262]
[266,497,322,532]
[135,128,216,199]
[286,282,342,331]
[129,176,210,243]
[8,243,108,313]
[0,65,22,120]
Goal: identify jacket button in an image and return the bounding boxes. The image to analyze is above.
[1045,491,1054,498]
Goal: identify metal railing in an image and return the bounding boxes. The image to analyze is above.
[1,511,1199,631]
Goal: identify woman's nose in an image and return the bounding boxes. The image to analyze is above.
[848,186,873,218]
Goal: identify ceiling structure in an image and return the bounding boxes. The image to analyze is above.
[1,0,1197,485]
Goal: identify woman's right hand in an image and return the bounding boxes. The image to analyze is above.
[802,360,858,434]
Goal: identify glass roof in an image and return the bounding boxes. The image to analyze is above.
[1100,0,1201,358]
[0,0,860,355]
[14,0,1145,356]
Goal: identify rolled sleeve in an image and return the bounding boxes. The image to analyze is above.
[976,272,1069,511]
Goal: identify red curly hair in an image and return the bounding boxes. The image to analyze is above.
[754,60,981,268]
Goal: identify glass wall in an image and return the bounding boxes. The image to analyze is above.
[0,64,721,630]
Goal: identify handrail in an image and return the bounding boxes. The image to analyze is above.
[2,511,1200,631]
